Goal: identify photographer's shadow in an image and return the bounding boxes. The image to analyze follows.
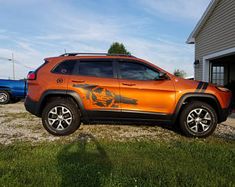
[57,133,112,187]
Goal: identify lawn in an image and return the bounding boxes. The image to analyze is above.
[0,134,234,187]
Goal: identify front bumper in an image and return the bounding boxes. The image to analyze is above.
[24,96,41,117]
[219,99,233,123]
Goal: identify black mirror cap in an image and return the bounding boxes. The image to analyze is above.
[158,72,170,80]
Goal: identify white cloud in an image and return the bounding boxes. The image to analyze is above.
[124,37,194,76]
[137,0,211,21]
[0,0,196,79]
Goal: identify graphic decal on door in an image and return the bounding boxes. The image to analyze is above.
[73,83,137,107]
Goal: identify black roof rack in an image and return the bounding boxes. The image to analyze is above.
[59,53,136,58]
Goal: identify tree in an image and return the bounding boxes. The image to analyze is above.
[107,42,131,55]
[173,69,187,78]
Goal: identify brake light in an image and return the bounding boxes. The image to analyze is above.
[27,71,36,80]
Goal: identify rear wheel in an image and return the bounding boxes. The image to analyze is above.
[179,101,217,138]
[0,91,10,104]
[42,99,81,136]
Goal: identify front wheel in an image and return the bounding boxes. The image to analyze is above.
[179,101,218,138]
[42,99,81,136]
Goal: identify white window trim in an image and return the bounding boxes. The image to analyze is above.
[202,47,235,82]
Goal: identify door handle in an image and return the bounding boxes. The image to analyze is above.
[72,80,85,83]
[122,83,136,86]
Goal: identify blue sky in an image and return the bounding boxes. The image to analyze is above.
[0,0,210,79]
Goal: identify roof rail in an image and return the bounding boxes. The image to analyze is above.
[59,53,136,58]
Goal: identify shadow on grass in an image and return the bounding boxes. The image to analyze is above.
[57,133,112,187]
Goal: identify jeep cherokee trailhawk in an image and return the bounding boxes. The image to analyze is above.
[25,53,233,137]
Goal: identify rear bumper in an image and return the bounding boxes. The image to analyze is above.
[24,96,41,117]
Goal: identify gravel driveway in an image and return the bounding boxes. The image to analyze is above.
[0,102,234,145]
[225,114,235,127]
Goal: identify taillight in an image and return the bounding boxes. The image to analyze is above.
[27,71,36,80]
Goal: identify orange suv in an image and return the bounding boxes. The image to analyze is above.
[24,53,233,137]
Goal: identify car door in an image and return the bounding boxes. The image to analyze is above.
[67,59,121,119]
[118,60,176,119]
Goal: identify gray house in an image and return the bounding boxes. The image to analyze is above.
[187,0,235,104]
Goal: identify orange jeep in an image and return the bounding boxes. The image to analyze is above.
[24,53,233,137]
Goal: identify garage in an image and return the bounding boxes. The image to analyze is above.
[209,53,235,108]
[187,0,235,109]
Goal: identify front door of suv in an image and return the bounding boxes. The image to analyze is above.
[118,60,175,119]
[67,59,121,119]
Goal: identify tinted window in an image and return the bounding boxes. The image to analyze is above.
[78,61,113,78]
[119,61,160,80]
[53,60,76,74]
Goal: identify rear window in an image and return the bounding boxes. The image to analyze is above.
[77,60,114,78]
[52,60,76,75]
[35,60,49,73]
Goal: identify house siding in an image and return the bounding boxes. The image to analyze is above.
[195,0,235,81]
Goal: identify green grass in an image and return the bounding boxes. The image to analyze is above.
[0,136,234,187]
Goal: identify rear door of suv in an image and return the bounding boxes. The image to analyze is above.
[67,58,121,119]
[117,59,176,120]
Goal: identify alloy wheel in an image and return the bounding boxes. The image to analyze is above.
[47,106,73,131]
[0,92,8,103]
[186,108,212,133]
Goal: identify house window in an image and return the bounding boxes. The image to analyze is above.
[211,65,224,86]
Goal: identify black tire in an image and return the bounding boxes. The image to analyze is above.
[42,99,81,136]
[179,101,217,138]
[0,90,10,104]
[12,98,21,103]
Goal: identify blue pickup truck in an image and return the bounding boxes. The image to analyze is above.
[0,79,27,104]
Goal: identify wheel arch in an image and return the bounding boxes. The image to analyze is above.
[38,90,88,121]
[173,93,223,123]
[0,87,12,96]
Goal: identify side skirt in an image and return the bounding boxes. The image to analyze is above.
[85,109,173,124]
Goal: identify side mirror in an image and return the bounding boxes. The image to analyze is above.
[157,72,169,80]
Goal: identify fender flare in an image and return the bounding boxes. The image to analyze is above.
[172,93,222,123]
[38,89,89,121]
